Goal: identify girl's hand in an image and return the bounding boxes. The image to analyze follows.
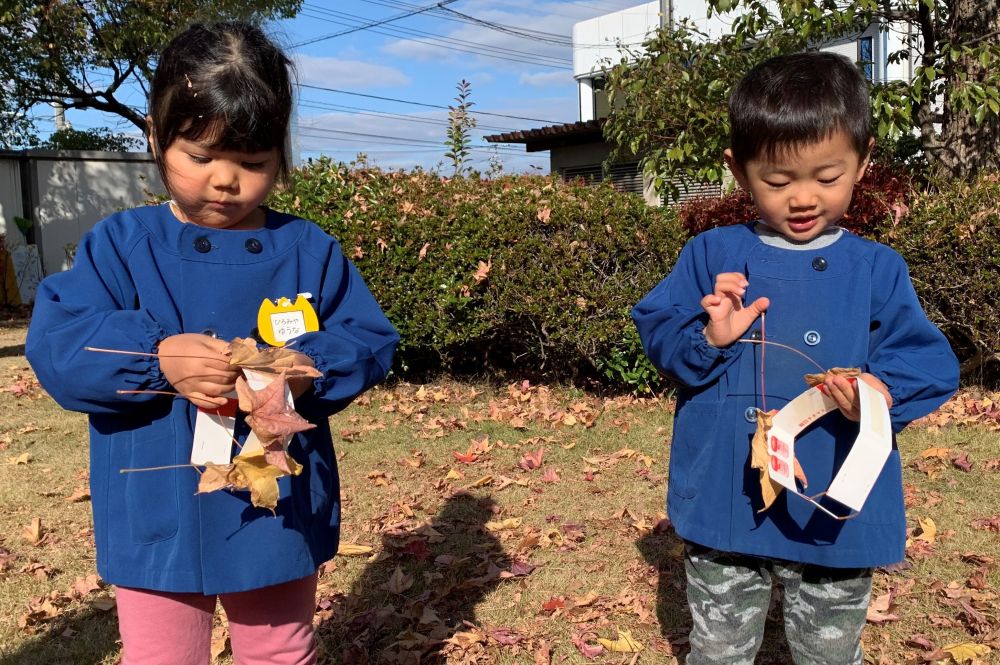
[701,272,770,347]
[825,372,893,422]
[158,334,241,409]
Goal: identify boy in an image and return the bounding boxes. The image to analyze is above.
[632,52,959,664]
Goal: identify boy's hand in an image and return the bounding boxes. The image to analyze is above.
[701,272,770,347]
[824,372,893,422]
[158,334,241,409]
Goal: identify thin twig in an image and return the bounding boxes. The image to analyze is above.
[736,338,825,372]
[120,463,199,473]
[117,389,178,396]
[84,346,222,362]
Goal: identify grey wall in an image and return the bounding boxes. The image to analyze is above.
[1,150,165,277]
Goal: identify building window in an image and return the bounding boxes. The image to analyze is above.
[858,36,874,82]
[592,78,610,119]
[561,162,643,195]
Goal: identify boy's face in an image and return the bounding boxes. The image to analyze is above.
[724,131,872,242]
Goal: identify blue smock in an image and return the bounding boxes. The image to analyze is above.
[633,222,958,567]
[27,204,399,593]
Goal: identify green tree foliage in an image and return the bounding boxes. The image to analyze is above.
[41,127,143,151]
[604,0,1000,198]
[0,0,302,141]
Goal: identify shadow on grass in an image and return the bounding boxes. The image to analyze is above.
[636,527,794,665]
[315,492,512,664]
[0,605,120,665]
[0,344,26,358]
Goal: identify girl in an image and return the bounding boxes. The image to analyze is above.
[26,22,398,665]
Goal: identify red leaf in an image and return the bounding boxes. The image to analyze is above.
[540,596,565,613]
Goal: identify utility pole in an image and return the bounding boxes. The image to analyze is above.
[659,0,672,28]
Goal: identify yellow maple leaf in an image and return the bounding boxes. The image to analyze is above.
[915,516,937,543]
[942,642,991,663]
[597,629,643,653]
[229,449,302,513]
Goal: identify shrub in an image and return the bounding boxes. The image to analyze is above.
[887,174,1000,385]
[677,160,914,240]
[269,158,682,390]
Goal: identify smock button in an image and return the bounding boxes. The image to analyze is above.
[194,236,212,253]
[245,238,263,254]
[811,256,828,271]
[749,329,762,341]
[744,406,758,423]
[803,330,821,346]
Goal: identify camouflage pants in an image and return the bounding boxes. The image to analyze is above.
[683,543,872,665]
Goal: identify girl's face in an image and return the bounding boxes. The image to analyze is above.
[160,137,280,230]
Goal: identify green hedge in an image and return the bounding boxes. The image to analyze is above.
[269,158,681,389]
[888,174,1000,384]
[271,159,1000,389]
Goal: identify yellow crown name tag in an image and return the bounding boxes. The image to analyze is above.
[257,294,319,347]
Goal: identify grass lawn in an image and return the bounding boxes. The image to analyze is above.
[0,316,998,664]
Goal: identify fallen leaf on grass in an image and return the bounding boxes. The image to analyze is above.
[382,566,414,594]
[597,629,643,653]
[915,517,937,543]
[337,543,374,557]
[6,452,31,465]
[22,518,43,546]
[866,592,900,623]
[518,448,544,471]
[942,642,991,663]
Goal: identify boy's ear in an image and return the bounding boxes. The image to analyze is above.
[855,137,876,182]
[723,149,750,191]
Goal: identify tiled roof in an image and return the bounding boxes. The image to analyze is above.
[484,119,604,151]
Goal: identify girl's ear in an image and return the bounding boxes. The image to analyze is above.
[146,115,157,156]
[723,148,750,191]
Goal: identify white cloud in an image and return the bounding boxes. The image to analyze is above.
[294,54,410,89]
[519,71,572,88]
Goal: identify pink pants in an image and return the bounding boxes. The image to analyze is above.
[116,573,317,665]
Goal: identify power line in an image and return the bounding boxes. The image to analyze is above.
[297,83,565,124]
[295,123,522,151]
[299,6,571,66]
[298,99,515,133]
[292,0,457,48]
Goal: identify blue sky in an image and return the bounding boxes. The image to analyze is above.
[33,0,643,173]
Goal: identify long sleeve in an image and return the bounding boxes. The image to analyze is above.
[26,222,172,414]
[865,248,959,431]
[291,243,398,418]
[632,234,742,388]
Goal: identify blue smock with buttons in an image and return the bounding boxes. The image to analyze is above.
[633,222,958,567]
[26,204,399,594]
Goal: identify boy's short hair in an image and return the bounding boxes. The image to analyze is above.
[728,51,873,165]
[148,21,294,184]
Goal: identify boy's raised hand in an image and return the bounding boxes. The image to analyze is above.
[701,272,770,347]
[824,372,893,422]
[158,334,242,410]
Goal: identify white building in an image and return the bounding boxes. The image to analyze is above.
[486,1,918,204]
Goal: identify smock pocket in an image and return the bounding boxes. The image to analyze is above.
[668,402,721,499]
[124,421,180,544]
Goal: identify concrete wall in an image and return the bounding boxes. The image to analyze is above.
[1,150,164,279]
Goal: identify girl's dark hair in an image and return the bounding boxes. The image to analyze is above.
[728,51,872,165]
[148,21,294,184]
